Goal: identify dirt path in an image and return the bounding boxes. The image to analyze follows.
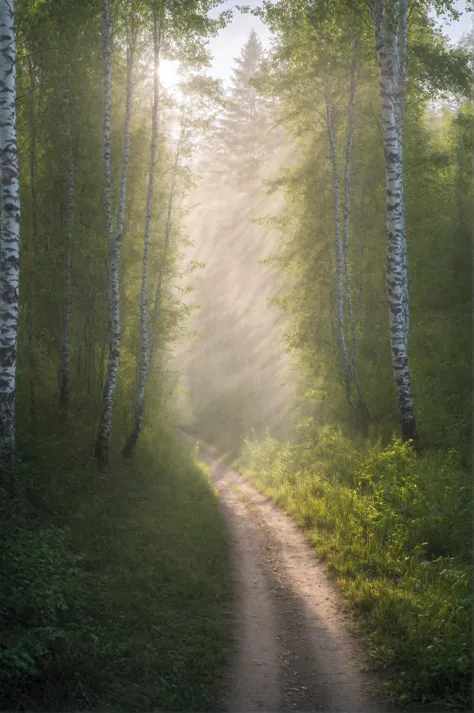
[185,435,393,713]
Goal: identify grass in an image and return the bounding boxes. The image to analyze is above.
[0,420,232,711]
[239,425,472,711]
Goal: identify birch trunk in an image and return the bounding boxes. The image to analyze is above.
[95,1,135,467]
[342,40,368,426]
[0,0,20,463]
[372,0,416,440]
[123,10,161,458]
[325,89,352,410]
[396,0,409,344]
[149,123,183,367]
[59,84,74,410]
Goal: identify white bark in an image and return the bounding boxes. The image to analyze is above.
[96,1,135,467]
[59,83,74,411]
[0,0,20,463]
[123,10,161,457]
[372,0,416,440]
[396,0,409,344]
[325,87,352,410]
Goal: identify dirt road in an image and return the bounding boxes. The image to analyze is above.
[185,435,392,713]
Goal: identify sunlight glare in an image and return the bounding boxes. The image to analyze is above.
[160,59,181,90]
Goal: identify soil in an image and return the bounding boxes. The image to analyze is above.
[184,434,395,713]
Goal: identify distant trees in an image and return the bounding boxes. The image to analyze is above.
[0,0,222,467]
[207,29,273,187]
[207,0,471,452]
[95,0,136,468]
[181,30,293,452]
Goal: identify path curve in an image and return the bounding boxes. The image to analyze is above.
[183,434,393,713]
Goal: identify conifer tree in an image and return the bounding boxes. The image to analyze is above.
[212,29,271,186]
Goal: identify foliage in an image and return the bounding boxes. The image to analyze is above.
[244,0,473,457]
[0,0,232,708]
[0,420,231,710]
[241,427,472,710]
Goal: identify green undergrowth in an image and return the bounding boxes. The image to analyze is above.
[240,425,472,711]
[0,417,231,711]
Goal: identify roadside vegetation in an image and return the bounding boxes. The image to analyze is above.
[0,1,232,709]
[0,419,232,711]
[241,427,472,710]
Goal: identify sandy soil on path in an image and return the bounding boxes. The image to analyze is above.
[183,434,394,713]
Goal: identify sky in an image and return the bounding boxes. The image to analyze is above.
[208,0,472,81]
[160,0,472,89]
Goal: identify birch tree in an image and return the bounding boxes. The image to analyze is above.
[148,108,188,367]
[95,0,136,468]
[122,6,162,458]
[324,85,352,410]
[0,0,20,463]
[371,0,416,440]
[341,38,368,427]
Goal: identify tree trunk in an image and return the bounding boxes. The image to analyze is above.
[372,0,416,440]
[149,121,183,366]
[123,9,161,458]
[325,88,352,411]
[59,83,74,411]
[0,0,20,464]
[95,2,135,468]
[396,0,409,345]
[342,39,368,427]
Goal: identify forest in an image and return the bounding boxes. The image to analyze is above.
[0,0,472,711]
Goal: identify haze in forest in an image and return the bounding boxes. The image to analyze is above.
[0,2,472,712]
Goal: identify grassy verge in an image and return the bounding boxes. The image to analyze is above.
[0,421,231,711]
[240,426,472,711]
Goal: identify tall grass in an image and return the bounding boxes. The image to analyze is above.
[241,425,472,710]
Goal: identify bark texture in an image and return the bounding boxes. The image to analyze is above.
[0,0,20,463]
[95,0,135,467]
[372,0,416,440]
